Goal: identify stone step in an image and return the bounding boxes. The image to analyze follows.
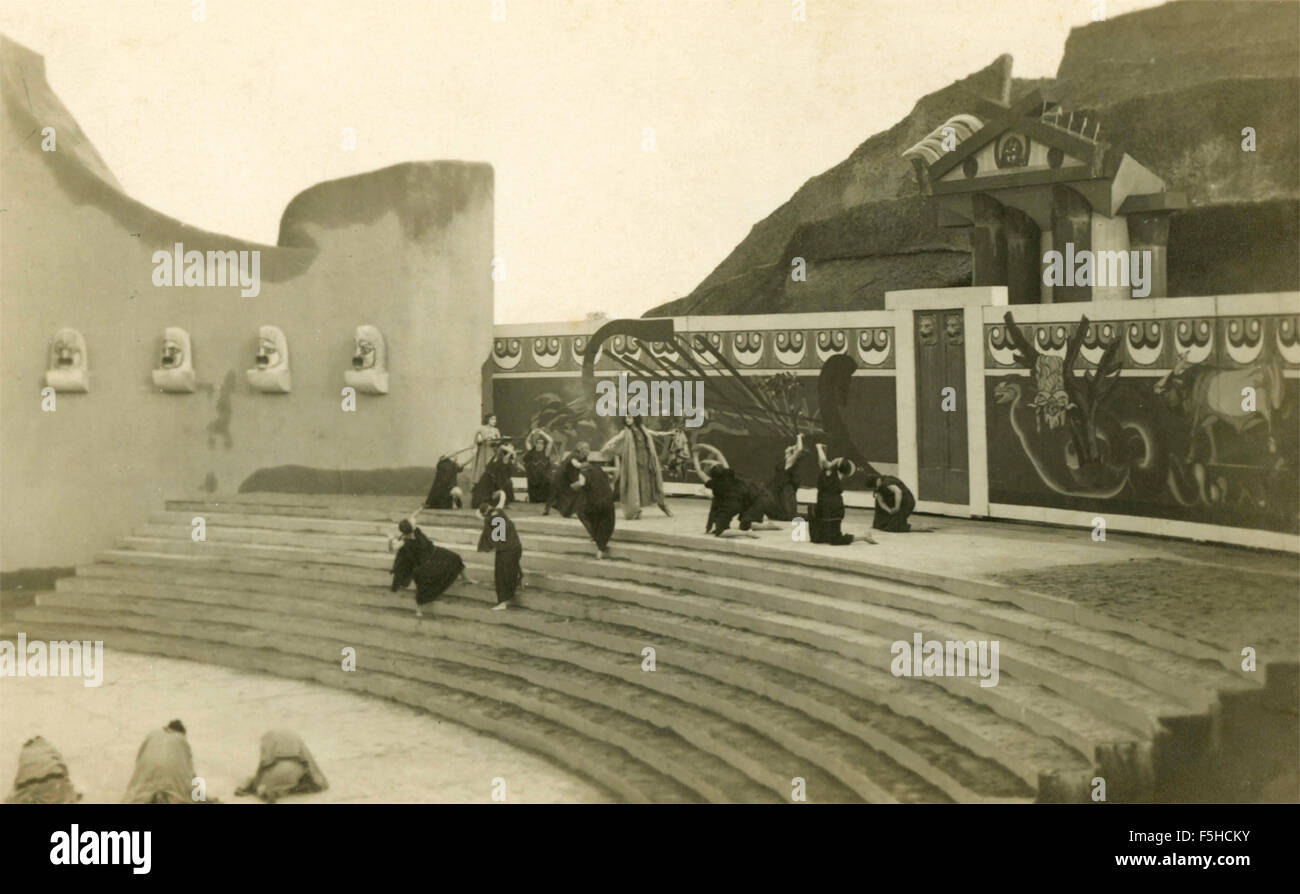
[1,619,694,804]
[128,518,1251,715]
[102,537,1189,755]
[63,561,1087,796]
[41,580,1020,803]
[18,599,861,803]
[12,606,800,804]
[165,497,1253,676]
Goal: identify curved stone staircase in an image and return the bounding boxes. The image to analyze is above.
[8,493,1263,803]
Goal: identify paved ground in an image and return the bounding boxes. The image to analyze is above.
[0,652,608,804]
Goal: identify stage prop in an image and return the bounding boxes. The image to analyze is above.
[44,328,89,393]
[246,325,292,394]
[152,327,196,393]
[344,325,389,395]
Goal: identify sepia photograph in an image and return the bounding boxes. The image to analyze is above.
[0,0,1296,876]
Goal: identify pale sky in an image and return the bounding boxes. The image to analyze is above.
[1,0,1164,323]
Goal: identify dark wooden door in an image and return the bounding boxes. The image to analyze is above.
[914,309,969,504]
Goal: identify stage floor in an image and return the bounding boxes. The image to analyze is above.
[513,496,1300,659]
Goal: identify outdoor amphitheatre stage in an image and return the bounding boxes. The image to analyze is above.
[2,0,1299,810]
[8,492,1297,803]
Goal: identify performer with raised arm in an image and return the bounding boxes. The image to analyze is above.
[521,428,556,506]
[477,490,523,611]
[765,433,809,522]
[810,443,874,546]
[603,414,674,519]
[471,441,518,508]
[424,449,470,510]
[389,510,473,618]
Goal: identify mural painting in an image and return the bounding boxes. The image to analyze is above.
[987,312,1299,534]
[490,320,897,489]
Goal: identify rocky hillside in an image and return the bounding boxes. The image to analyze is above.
[646,1,1300,317]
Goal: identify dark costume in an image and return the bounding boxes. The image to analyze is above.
[235,730,329,803]
[391,527,464,606]
[872,475,916,532]
[765,449,807,522]
[703,467,771,535]
[424,457,463,509]
[575,462,617,551]
[5,736,81,804]
[477,508,523,604]
[809,466,854,545]
[547,452,582,517]
[522,446,554,505]
[472,454,516,508]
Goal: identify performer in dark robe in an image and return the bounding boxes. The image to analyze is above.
[698,465,778,537]
[764,433,809,522]
[545,443,587,517]
[235,730,329,804]
[424,456,465,509]
[5,736,81,804]
[477,492,523,611]
[389,516,470,617]
[521,429,555,505]
[573,457,616,558]
[471,444,517,508]
[122,720,212,804]
[869,474,916,532]
[809,443,868,545]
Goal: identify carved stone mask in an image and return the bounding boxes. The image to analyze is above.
[917,314,937,346]
[161,339,184,368]
[353,338,376,370]
[945,314,964,345]
[257,337,279,370]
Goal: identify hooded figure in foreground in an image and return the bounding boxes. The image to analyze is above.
[122,720,208,803]
[235,730,329,803]
[5,736,82,803]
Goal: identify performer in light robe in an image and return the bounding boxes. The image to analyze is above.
[603,415,673,520]
[234,730,329,803]
[122,720,210,804]
[4,736,81,803]
[465,413,502,493]
[389,515,472,618]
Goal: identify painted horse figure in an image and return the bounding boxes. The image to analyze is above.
[1154,351,1283,462]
